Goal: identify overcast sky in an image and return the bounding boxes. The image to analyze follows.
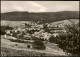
[1,1,79,13]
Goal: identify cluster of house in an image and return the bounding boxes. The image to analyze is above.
[32,29,52,40]
[4,21,66,41]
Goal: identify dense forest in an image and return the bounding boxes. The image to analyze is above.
[1,11,79,23]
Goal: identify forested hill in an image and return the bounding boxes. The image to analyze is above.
[1,11,79,23]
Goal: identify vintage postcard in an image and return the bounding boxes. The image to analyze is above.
[1,1,79,56]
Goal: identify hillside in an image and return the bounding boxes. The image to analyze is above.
[1,19,79,28]
[1,11,79,23]
[51,19,79,25]
[1,35,66,56]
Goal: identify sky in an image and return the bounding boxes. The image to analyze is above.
[1,1,79,13]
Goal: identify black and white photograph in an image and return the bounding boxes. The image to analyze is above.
[1,1,79,56]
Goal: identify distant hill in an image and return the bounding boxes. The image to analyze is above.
[1,11,79,23]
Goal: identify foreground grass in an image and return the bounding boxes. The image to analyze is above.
[1,47,55,56]
[1,35,67,56]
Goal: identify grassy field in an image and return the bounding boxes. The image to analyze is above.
[1,19,79,28]
[1,35,67,56]
[45,43,63,51]
[1,47,52,56]
[1,20,31,27]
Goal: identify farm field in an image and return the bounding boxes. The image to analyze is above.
[1,35,67,56]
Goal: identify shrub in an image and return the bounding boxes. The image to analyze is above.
[49,36,55,43]
[56,23,79,55]
[32,36,45,41]
[1,26,13,35]
[27,45,31,48]
[33,40,46,50]
[1,31,6,35]
[48,23,79,55]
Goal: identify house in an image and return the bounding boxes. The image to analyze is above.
[53,33,59,37]
[5,30,11,35]
[4,34,7,38]
[33,31,52,40]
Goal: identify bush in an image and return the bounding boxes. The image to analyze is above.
[55,23,79,55]
[9,39,26,43]
[1,31,6,35]
[32,36,45,41]
[33,40,46,50]
[48,23,79,55]
[1,26,6,35]
[1,26,13,35]
[49,36,55,43]
[27,45,30,48]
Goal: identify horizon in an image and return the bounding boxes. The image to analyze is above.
[1,11,79,14]
[1,1,79,13]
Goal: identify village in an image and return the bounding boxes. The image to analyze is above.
[4,21,66,41]
[1,20,69,56]
[1,1,79,56]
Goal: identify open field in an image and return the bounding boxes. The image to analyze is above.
[1,35,67,56]
[1,19,79,27]
[1,20,32,27]
[1,47,50,56]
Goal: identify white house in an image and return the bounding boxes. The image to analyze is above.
[53,33,59,37]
